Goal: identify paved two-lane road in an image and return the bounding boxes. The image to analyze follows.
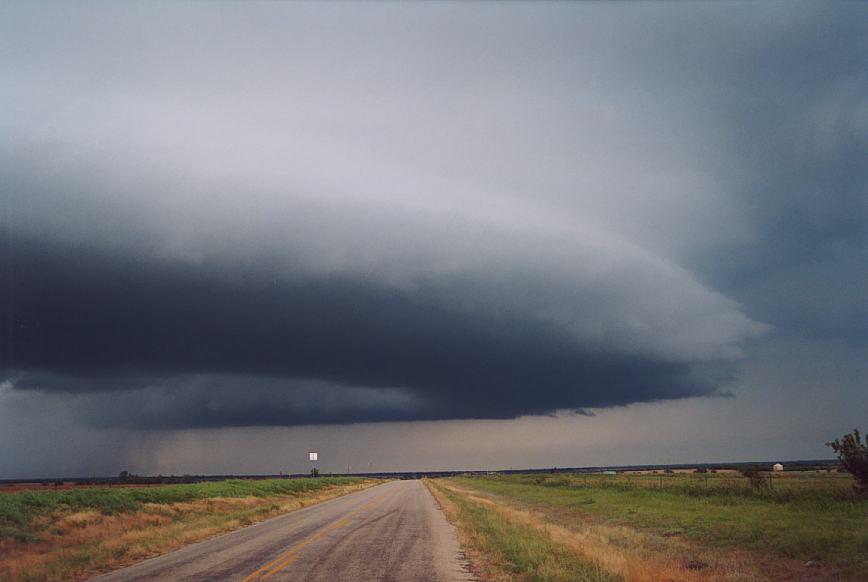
[92,480,474,581]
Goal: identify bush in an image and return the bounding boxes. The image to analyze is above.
[739,465,768,489]
[827,429,868,494]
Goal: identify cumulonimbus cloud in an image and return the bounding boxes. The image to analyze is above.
[0,2,804,429]
[1,113,769,428]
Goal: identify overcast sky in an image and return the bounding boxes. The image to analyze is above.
[1,1,865,478]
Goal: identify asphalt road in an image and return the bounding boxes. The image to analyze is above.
[91,480,474,582]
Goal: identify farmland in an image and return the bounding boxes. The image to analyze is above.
[428,470,868,581]
[0,477,377,582]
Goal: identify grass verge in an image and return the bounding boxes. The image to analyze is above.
[426,479,619,582]
[0,477,377,582]
[445,474,868,581]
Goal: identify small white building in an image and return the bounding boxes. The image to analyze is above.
[772,463,784,472]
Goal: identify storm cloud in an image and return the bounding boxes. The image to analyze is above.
[2,182,755,426]
[1,1,865,436]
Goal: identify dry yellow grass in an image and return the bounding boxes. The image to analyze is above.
[431,479,844,582]
[0,481,376,582]
[426,479,500,581]
[444,474,866,582]
[427,479,616,582]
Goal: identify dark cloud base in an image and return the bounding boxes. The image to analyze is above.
[0,235,723,428]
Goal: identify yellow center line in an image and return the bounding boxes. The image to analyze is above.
[241,492,388,582]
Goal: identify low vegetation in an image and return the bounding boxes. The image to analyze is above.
[0,477,375,582]
[436,471,868,581]
[737,465,768,489]
[828,428,868,493]
[426,479,617,582]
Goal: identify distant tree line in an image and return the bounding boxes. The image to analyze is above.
[117,471,200,484]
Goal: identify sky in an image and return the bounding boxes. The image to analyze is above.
[1,2,865,478]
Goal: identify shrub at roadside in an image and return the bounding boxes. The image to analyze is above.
[827,428,868,494]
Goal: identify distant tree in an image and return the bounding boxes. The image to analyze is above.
[739,465,767,489]
[827,429,868,494]
[695,467,708,474]
[310,468,320,478]
[118,470,131,482]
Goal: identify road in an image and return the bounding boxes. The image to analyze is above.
[91,480,474,581]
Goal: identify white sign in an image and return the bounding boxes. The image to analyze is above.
[308,452,318,461]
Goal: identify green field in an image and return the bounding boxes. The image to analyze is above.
[448,471,868,571]
[0,477,364,542]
